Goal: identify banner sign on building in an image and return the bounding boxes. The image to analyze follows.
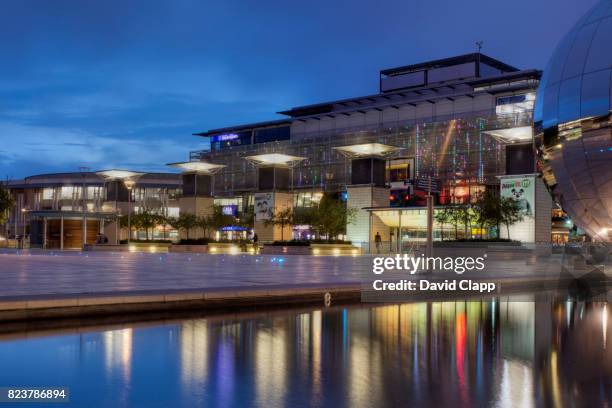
[221,205,237,216]
[254,192,274,221]
[498,174,537,243]
[500,176,534,218]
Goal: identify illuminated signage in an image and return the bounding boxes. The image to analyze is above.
[221,205,237,216]
[221,226,248,231]
[211,133,240,143]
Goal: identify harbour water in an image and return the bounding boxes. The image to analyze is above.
[0,299,610,407]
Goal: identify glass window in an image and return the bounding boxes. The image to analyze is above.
[581,70,611,118]
[42,188,54,200]
[558,77,581,123]
[496,93,535,115]
[562,22,598,80]
[545,30,577,85]
[585,17,612,72]
[542,84,560,129]
[59,186,77,200]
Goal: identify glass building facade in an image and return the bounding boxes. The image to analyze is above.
[193,53,540,211]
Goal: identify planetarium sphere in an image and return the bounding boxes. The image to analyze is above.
[535,0,612,240]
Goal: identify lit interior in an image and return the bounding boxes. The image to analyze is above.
[484,126,533,143]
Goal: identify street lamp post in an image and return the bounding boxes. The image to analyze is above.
[96,170,144,246]
[21,208,27,249]
[124,180,135,244]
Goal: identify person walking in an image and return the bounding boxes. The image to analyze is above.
[253,233,259,254]
[374,232,382,254]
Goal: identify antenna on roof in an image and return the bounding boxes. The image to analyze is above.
[475,41,484,77]
[475,41,484,53]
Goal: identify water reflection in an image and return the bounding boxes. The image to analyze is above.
[0,300,610,407]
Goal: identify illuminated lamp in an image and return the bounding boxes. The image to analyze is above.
[333,143,400,158]
[167,161,226,174]
[244,153,306,167]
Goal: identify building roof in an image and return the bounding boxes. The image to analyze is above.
[379,53,519,77]
[193,54,540,136]
[194,119,291,138]
[7,171,181,189]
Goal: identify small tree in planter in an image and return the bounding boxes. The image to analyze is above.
[472,190,500,239]
[210,207,237,239]
[132,210,159,241]
[170,213,198,240]
[0,184,14,226]
[445,205,465,240]
[311,195,356,242]
[264,207,294,242]
[0,184,15,242]
[196,215,215,239]
[434,208,451,240]
[500,197,524,240]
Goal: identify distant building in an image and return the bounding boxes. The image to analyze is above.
[190,53,550,244]
[5,171,181,248]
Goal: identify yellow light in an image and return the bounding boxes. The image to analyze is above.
[229,246,239,255]
[129,245,137,252]
[333,248,340,256]
[149,246,157,253]
[352,249,359,256]
[209,246,217,253]
[312,248,320,255]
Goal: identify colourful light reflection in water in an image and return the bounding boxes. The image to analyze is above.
[0,300,610,407]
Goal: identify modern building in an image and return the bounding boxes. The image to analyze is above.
[535,0,612,241]
[190,53,552,245]
[5,171,181,248]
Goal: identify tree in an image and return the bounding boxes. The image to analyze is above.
[167,216,183,238]
[434,208,451,240]
[472,190,500,239]
[196,215,215,239]
[170,213,198,240]
[500,197,524,240]
[131,210,158,240]
[237,207,254,230]
[310,195,356,242]
[153,213,168,239]
[445,205,465,240]
[0,184,14,226]
[210,207,236,234]
[264,207,294,242]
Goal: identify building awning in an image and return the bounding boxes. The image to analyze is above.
[334,143,400,158]
[96,169,145,180]
[363,206,445,228]
[167,161,226,174]
[244,153,306,167]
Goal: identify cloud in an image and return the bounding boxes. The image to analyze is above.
[0,122,203,178]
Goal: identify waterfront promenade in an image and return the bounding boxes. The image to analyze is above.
[0,248,604,321]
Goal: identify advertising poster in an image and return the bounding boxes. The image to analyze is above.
[500,176,535,218]
[254,192,274,221]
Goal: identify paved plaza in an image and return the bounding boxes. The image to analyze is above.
[0,248,571,299]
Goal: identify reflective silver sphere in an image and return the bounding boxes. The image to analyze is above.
[535,0,612,240]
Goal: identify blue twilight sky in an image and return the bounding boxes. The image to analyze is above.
[0,0,599,179]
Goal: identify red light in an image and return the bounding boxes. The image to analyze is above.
[389,195,395,200]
